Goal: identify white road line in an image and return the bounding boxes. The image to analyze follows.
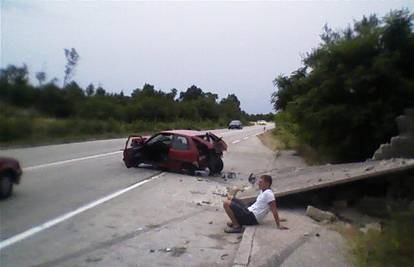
[232,140,241,144]
[23,151,123,171]
[0,173,164,250]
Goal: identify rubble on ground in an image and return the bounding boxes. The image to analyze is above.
[360,222,382,234]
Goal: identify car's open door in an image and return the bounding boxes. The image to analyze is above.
[123,135,143,168]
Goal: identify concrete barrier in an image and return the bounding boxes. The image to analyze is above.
[373,108,414,160]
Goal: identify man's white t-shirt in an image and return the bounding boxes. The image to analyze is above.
[248,189,275,223]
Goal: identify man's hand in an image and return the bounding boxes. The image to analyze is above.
[277,225,289,230]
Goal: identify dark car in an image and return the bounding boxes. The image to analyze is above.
[123,130,227,175]
[0,157,22,199]
[228,120,243,129]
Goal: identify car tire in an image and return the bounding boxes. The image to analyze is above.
[208,156,223,175]
[0,173,13,199]
[182,163,196,176]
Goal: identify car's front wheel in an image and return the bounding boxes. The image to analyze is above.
[208,155,223,175]
[0,173,13,199]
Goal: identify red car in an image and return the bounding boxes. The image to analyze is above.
[123,130,227,175]
[0,157,22,199]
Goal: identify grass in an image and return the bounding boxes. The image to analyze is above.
[258,126,327,164]
[0,115,225,148]
[257,130,286,151]
[332,209,414,267]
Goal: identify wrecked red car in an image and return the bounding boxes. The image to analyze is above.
[0,157,22,199]
[123,130,227,175]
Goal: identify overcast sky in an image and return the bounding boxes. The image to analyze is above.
[1,1,413,114]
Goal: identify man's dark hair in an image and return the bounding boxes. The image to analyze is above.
[261,175,272,186]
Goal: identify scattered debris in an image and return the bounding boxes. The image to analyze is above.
[248,173,256,185]
[306,205,337,222]
[315,233,320,237]
[150,249,155,253]
[159,247,187,257]
[303,232,310,237]
[228,172,237,179]
[360,222,382,234]
[172,247,187,257]
[179,179,183,182]
[318,178,322,182]
[197,177,203,181]
[190,190,206,195]
[222,171,237,179]
[220,253,229,260]
[208,221,213,224]
[202,200,211,204]
[146,224,161,229]
[196,202,202,206]
[212,192,227,197]
[275,150,281,158]
[364,165,375,172]
[85,257,102,263]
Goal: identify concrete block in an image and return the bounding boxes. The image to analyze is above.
[305,206,336,222]
[372,108,414,159]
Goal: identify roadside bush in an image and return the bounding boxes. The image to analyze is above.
[271,10,414,162]
[352,209,414,267]
[0,116,34,142]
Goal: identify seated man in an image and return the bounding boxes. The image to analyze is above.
[223,175,288,233]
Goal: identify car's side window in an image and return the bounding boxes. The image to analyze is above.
[147,134,172,146]
[171,135,189,150]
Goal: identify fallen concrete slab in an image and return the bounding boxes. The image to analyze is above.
[239,158,414,201]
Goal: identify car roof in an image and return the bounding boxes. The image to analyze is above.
[161,129,208,137]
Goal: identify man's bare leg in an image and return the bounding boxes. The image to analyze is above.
[223,199,241,228]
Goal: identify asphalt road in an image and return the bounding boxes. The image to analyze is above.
[0,124,274,266]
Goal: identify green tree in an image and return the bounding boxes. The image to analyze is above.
[35,71,46,86]
[63,48,80,86]
[271,9,414,162]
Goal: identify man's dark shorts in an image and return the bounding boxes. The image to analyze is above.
[230,198,258,226]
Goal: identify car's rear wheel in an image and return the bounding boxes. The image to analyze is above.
[208,155,223,175]
[0,173,13,199]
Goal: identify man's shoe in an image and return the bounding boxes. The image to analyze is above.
[224,226,243,233]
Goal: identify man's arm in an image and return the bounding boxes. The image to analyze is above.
[269,200,288,230]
